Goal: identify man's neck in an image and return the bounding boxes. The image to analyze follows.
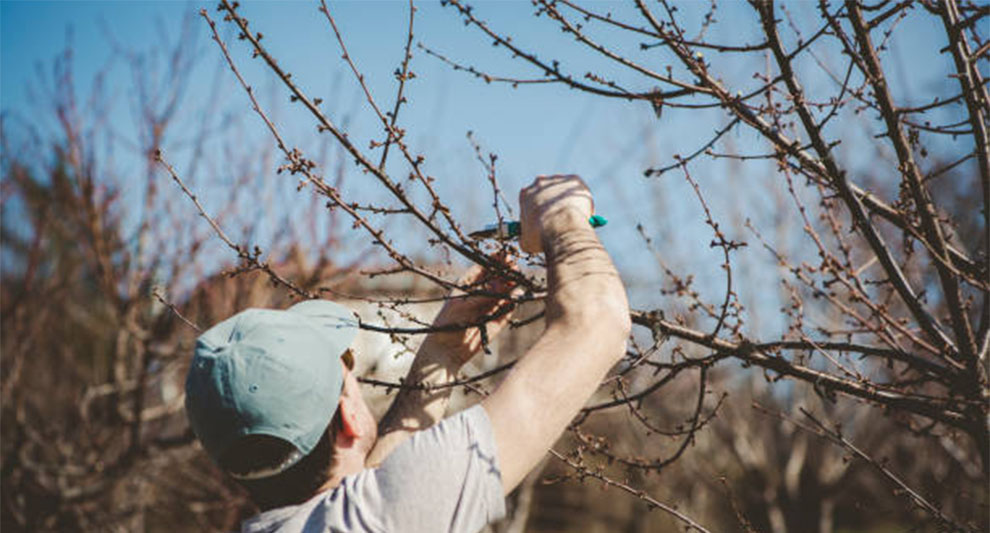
[314,448,367,495]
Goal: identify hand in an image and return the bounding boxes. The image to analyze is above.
[426,259,520,366]
[518,175,594,254]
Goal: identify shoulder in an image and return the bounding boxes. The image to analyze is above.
[372,405,505,533]
[383,405,495,460]
[241,407,505,533]
[241,476,386,533]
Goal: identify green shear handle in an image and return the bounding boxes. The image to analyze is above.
[469,215,608,240]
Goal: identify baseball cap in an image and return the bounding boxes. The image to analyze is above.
[185,299,359,476]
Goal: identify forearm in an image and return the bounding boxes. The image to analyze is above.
[542,208,629,328]
[484,210,630,493]
[365,338,463,468]
[483,318,626,492]
[366,260,517,467]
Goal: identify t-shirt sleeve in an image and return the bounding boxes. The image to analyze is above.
[371,404,506,533]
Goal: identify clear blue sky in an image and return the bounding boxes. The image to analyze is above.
[1,1,729,295]
[1,0,968,326]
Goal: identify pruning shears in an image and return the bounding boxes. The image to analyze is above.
[469,215,608,240]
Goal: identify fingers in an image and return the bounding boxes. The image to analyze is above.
[456,264,487,287]
[486,254,519,291]
[443,259,518,322]
[519,185,539,254]
[518,174,594,254]
[458,254,517,290]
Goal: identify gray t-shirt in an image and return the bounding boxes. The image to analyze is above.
[240,405,506,533]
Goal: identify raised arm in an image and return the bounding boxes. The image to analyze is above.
[365,264,516,467]
[482,175,631,494]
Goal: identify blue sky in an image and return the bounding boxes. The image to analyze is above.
[1,2,731,290]
[2,1,975,337]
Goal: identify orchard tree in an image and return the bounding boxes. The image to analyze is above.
[186,0,986,530]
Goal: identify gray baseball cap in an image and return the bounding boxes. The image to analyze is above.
[184,300,359,475]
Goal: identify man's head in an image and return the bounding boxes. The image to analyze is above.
[185,300,376,508]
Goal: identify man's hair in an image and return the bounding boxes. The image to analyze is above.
[220,411,341,510]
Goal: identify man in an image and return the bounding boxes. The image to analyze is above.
[185,175,631,532]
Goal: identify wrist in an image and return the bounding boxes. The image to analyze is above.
[416,336,470,372]
[539,208,591,249]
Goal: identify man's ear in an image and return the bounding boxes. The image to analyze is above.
[337,396,362,440]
